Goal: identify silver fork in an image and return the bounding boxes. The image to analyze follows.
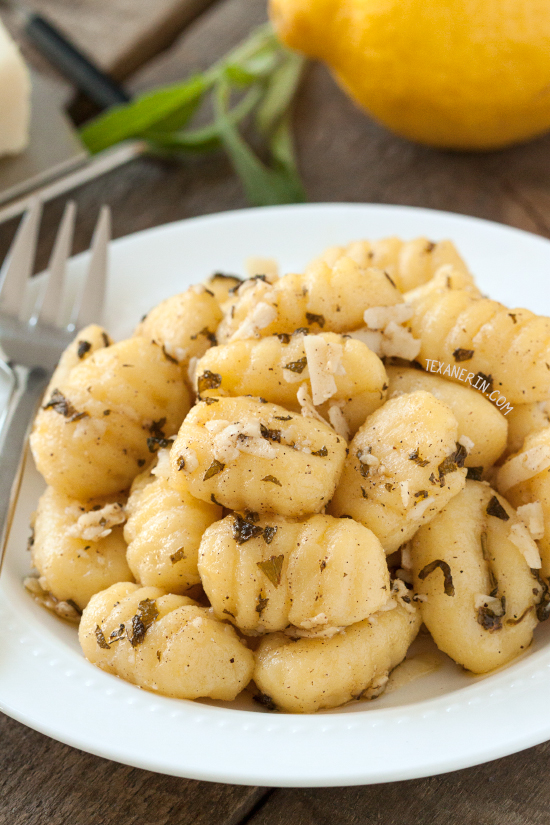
[0,199,110,570]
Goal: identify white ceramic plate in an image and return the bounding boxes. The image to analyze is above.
[3,203,550,788]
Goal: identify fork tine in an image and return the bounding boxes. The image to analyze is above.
[0,198,42,316]
[71,205,110,330]
[35,200,76,327]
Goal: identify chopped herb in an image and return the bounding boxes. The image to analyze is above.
[197,370,222,394]
[534,572,550,622]
[262,475,282,486]
[66,410,90,423]
[223,609,236,618]
[103,409,111,416]
[177,456,186,471]
[486,496,509,520]
[320,559,327,572]
[232,514,263,544]
[260,424,281,442]
[418,559,455,596]
[253,692,277,711]
[274,415,292,421]
[211,493,224,506]
[437,443,467,485]
[414,490,428,500]
[147,436,171,453]
[170,548,187,564]
[283,356,307,374]
[101,332,111,347]
[161,344,178,364]
[204,459,226,480]
[385,482,394,492]
[425,241,436,252]
[480,531,489,560]
[477,598,505,632]
[340,514,353,519]
[245,510,260,522]
[204,396,219,405]
[312,446,328,457]
[360,486,368,499]
[275,333,290,343]
[256,595,269,616]
[453,348,475,362]
[384,271,397,288]
[211,271,242,283]
[109,624,125,643]
[149,418,166,438]
[95,625,111,650]
[127,598,159,647]
[467,466,483,481]
[43,389,76,418]
[409,449,429,467]
[305,312,325,327]
[263,525,278,544]
[475,371,493,391]
[508,313,517,324]
[292,327,309,337]
[77,340,92,358]
[190,326,217,346]
[257,554,284,586]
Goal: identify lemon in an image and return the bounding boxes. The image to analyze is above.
[270,0,550,150]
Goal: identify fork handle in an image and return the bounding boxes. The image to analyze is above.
[0,366,50,572]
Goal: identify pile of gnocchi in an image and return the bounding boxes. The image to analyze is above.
[26,235,550,713]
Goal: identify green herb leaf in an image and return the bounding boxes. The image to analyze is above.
[81,75,207,154]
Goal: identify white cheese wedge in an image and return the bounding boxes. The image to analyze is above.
[0,20,30,157]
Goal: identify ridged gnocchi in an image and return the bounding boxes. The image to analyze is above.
[329,391,467,552]
[217,257,402,343]
[410,482,543,673]
[408,279,550,404]
[387,366,507,470]
[135,285,223,367]
[253,599,421,713]
[497,427,550,577]
[198,513,389,633]
[30,336,190,499]
[79,583,254,700]
[194,331,388,435]
[308,236,469,293]
[124,450,222,593]
[31,486,132,610]
[170,396,347,516]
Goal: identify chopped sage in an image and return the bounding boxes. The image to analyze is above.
[409,449,429,467]
[170,548,187,564]
[305,312,325,327]
[127,598,159,647]
[275,333,291,344]
[256,594,269,616]
[486,496,509,521]
[232,514,263,544]
[253,691,277,711]
[77,340,92,358]
[197,370,222,394]
[257,554,284,586]
[283,357,307,374]
[95,625,111,649]
[262,475,282,486]
[204,396,219,405]
[467,466,483,481]
[452,348,474,362]
[204,459,225,480]
[263,525,278,544]
[312,446,328,457]
[190,326,217,346]
[260,424,281,442]
[418,559,455,596]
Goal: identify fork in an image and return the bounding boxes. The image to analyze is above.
[0,199,110,570]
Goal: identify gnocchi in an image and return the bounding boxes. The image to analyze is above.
[79,583,254,700]
[198,512,389,633]
[124,450,222,593]
[410,481,543,673]
[170,396,347,517]
[30,336,190,499]
[329,391,467,552]
[194,331,388,435]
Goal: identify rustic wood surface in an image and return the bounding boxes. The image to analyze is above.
[3,0,550,821]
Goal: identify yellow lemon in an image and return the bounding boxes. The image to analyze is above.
[270,0,550,150]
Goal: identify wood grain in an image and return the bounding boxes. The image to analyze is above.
[0,712,267,825]
[247,742,550,825]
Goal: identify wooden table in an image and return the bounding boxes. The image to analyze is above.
[2,1,550,822]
